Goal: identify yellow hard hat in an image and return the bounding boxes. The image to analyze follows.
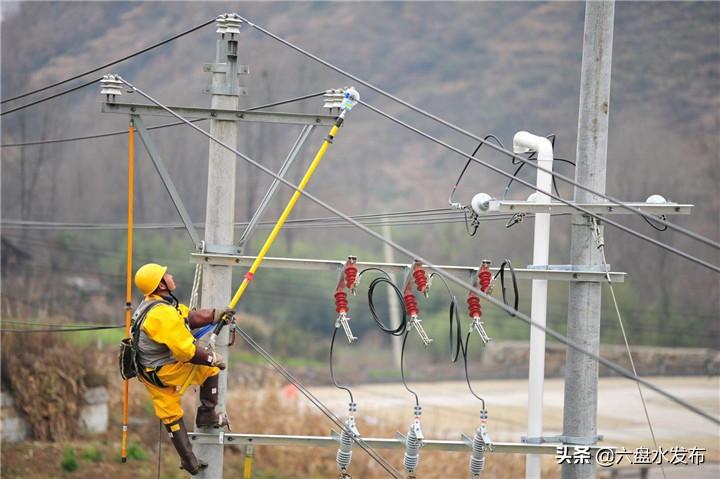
[134,263,168,296]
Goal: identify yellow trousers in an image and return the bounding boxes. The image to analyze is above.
[140,362,220,424]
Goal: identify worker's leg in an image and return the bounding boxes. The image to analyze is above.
[156,362,225,429]
[141,376,206,475]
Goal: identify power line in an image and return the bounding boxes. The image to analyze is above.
[0,90,323,148]
[235,14,720,252]
[121,77,719,425]
[358,99,720,274]
[0,118,207,148]
[0,18,215,105]
[0,77,102,117]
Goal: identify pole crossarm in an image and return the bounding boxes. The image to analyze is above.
[103,102,337,126]
[188,432,611,456]
[484,201,693,216]
[190,253,626,283]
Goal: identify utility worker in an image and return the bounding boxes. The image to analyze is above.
[133,263,233,475]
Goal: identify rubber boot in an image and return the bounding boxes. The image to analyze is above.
[165,418,207,475]
[196,374,228,428]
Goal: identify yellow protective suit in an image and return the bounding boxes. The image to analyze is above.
[139,294,220,424]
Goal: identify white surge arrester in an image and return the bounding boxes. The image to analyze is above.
[512,131,554,479]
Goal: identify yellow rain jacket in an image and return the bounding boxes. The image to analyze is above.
[139,294,219,424]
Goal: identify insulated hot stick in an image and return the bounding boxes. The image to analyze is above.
[467,261,493,344]
[403,261,432,346]
[177,87,361,395]
[335,257,358,343]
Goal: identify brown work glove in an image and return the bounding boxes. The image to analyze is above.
[213,307,235,324]
[189,347,226,370]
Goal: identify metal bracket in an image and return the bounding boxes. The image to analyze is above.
[485,200,693,216]
[522,434,603,445]
[204,85,249,96]
[204,244,243,255]
[133,116,202,250]
[103,102,337,126]
[461,433,495,452]
[203,63,249,75]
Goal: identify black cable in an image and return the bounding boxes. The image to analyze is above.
[448,136,502,205]
[366,276,407,336]
[400,330,419,407]
[236,16,718,249]
[0,77,102,116]
[494,259,519,315]
[428,272,462,363]
[329,326,354,404]
[233,325,404,479]
[1,19,215,105]
[461,331,486,409]
[643,214,669,232]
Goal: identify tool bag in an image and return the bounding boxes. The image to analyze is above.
[119,300,162,381]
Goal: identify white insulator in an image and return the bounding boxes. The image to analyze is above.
[646,194,667,204]
[471,193,492,214]
[403,422,423,474]
[469,428,486,478]
[336,428,353,472]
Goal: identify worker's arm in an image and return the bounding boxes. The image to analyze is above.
[143,304,197,362]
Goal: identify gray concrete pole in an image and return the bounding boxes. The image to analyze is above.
[562,2,614,479]
[196,16,242,479]
[381,220,403,368]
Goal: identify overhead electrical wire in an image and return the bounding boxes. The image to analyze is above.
[0,90,323,148]
[0,18,216,105]
[118,77,719,425]
[234,14,720,251]
[0,77,103,117]
[358,99,720,274]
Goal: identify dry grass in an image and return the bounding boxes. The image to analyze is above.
[224,384,559,478]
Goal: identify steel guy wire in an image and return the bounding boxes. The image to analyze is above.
[358,99,720,274]
[121,76,719,426]
[235,14,720,251]
[598,241,667,479]
[0,90,323,148]
[0,19,216,105]
[233,325,405,479]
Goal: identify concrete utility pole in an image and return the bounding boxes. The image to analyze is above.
[196,15,244,479]
[563,2,614,479]
[381,220,403,368]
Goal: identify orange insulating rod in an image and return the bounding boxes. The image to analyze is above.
[121,121,134,463]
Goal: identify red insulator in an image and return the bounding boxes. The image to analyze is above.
[413,268,428,293]
[467,294,482,319]
[335,291,349,314]
[404,293,419,317]
[344,264,358,289]
[479,265,492,293]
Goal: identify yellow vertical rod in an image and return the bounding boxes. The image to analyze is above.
[121,121,134,463]
[228,123,340,309]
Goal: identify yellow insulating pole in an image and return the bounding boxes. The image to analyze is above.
[227,89,358,312]
[178,89,359,396]
[121,121,135,463]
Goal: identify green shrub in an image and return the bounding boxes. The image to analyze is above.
[60,448,79,472]
[82,446,103,463]
[127,442,148,461]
